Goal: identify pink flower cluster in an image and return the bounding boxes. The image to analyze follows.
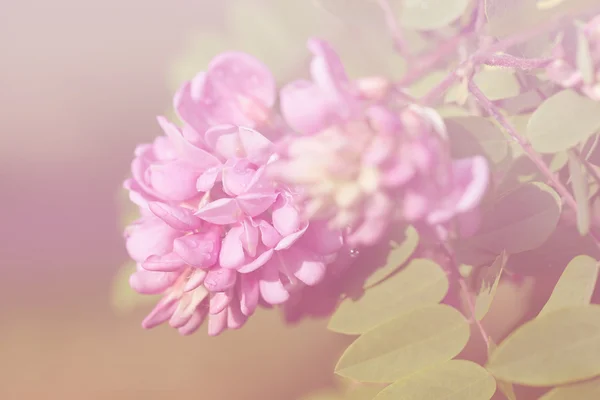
[547,15,600,100]
[122,38,490,336]
[270,39,489,246]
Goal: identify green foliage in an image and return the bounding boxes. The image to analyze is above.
[472,67,522,101]
[540,377,600,399]
[398,0,471,31]
[335,304,471,382]
[456,182,562,265]
[538,255,599,316]
[445,116,510,165]
[373,360,496,400]
[487,305,600,386]
[364,225,420,287]
[328,258,448,334]
[526,90,600,154]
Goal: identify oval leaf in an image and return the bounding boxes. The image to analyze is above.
[576,24,595,85]
[460,182,561,256]
[567,151,591,235]
[540,377,600,399]
[487,305,600,386]
[527,90,600,154]
[335,304,470,382]
[373,360,496,400]
[473,67,521,101]
[445,116,509,164]
[399,0,470,31]
[539,255,599,316]
[364,225,420,287]
[329,259,448,334]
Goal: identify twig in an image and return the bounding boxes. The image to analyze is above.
[483,54,553,70]
[376,0,409,56]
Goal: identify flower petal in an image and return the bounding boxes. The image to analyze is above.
[204,267,237,292]
[148,201,204,231]
[258,258,290,304]
[173,230,220,268]
[129,270,180,295]
[196,198,243,225]
[238,274,259,316]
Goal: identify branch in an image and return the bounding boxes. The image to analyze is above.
[376,0,409,56]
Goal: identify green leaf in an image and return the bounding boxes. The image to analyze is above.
[538,255,599,316]
[335,304,470,382]
[475,251,508,320]
[110,262,158,314]
[445,116,510,164]
[576,24,595,85]
[328,259,448,335]
[567,151,591,235]
[487,339,518,400]
[399,0,471,31]
[486,305,600,386]
[364,226,420,287]
[459,182,562,258]
[539,377,600,399]
[527,90,600,154]
[473,67,522,101]
[373,360,496,400]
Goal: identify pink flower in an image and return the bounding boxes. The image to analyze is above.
[123,51,345,335]
[270,39,489,247]
[546,15,600,100]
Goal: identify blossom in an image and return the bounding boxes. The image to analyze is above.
[122,52,345,336]
[546,14,600,100]
[270,38,490,247]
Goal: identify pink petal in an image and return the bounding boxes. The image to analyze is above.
[280,247,326,286]
[178,308,208,336]
[274,223,308,251]
[142,298,178,329]
[125,216,180,262]
[173,78,209,134]
[238,126,274,164]
[142,252,186,272]
[207,309,228,336]
[209,291,232,314]
[129,270,180,295]
[219,226,246,269]
[258,258,290,304]
[272,201,301,236]
[308,38,352,97]
[201,52,276,126]
[452,156,490,213]
[148,201,204,231]
[238,274,259,316]
[148,160,201,202]
[173,230,220,268]
[222,159,255,196]
[237,248,274,273]
[204,267,237,292]
[236,192,278,217]
[196,166,222,192]
[256,220,282,248]
[227,301,247,330]
[297,220,344,255]
[157,116,220,170]
[241,219,259,257]
[196,197,243,225]
[183,269,208,292]
[279,80,336,134]
[204,124,243,160]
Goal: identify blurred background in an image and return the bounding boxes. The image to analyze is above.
[0,1,557,399]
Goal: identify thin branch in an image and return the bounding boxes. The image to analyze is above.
[483,54,553,70]
[376,0,409,56]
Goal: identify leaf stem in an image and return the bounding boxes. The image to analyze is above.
[376,0,409,56]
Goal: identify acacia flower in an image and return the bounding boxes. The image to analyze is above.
[270,39,490,247]
[122,52,345,336]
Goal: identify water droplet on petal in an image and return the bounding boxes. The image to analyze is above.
[349,248,360,258]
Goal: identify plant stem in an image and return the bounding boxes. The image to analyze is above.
[483,54,553,69]
[376,0,409,56]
